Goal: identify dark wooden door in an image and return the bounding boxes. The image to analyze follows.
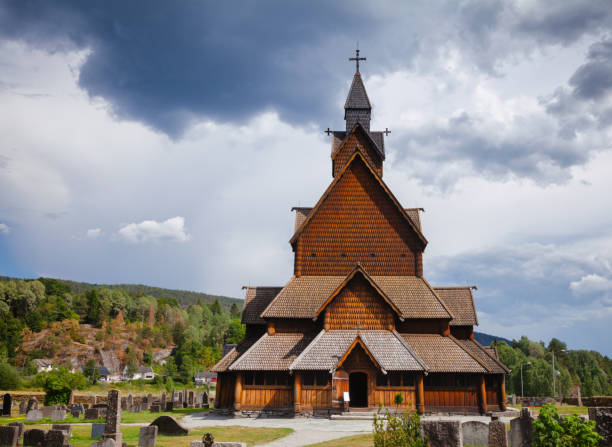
[349,372,368,407]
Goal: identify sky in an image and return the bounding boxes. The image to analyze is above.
[1,0,612,355]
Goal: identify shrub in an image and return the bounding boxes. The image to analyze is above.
[0,361,20,389]
[35,367,88,405]
[373,406,428,447]
[533,403,602,447]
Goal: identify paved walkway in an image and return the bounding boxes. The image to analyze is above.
[182,412,518,447]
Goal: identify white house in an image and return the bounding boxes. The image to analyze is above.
[194,371,217,385]
[34,359,55,373]
[123,365,155,381]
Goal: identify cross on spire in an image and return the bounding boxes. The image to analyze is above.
[349,48,366,74]
[384,128,391,136]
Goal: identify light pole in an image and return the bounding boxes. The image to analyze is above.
[521,362,531,398]
[552,349,566,398]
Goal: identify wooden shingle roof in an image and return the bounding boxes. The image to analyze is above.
[433,286,478,326]
[241,286,283,325]
[291,207,313,233]
[260,274,452,320]
[211,338,258,373]
[456,339,510,374]
[290,330,426,372]
[344,73,371,109]
[401,334,487,373]
[229,333,315,371]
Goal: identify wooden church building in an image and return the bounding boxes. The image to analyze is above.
[212,52,509,415]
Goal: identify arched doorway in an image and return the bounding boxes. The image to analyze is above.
[349,372,368,407]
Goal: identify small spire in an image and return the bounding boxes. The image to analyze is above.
[349,47,366,74]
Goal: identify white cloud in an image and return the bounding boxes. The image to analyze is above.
[85,228,102,239]
[0,223,10,234]
[570,273,612,296]
[117,217,190,244]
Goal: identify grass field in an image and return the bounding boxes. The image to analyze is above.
[508,403,588,416]
[305,434,373,447]
[2,408,206,425]
[6,424,292,447]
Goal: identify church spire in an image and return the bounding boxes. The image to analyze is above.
[344,48,372,132]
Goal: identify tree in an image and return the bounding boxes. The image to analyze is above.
[534,403,601,446]
[36,368,88,405]
[209,299,222,315]
[230,302,241,319]
[0,361,20,389]
[83,359,100,384]
[225,319,245,344]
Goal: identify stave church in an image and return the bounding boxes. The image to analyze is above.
[212,51,509,415]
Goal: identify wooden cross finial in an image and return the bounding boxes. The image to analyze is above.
[324,127,333,136]
[384,128,391,136]
[349,47,366,74]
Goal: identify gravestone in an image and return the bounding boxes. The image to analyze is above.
[589,407,612,446]
[149,415,189,435]
[510,408,534,447]
[2,394,12,416]
[461,421,488,446]
[188,391,194,408]
[164,402,173,412]
[43,430,68,447]
[41,406,54,418]
[19,400,27,414]
[421,420,462,447]
[0,425,19,446]
[489,418,508,447]
[127,395,133,409]
[161,392,166,408]
[84,408,101,420]
[190,443,245,447]
[150,404,161,413]
[90,439,115,447]
[102,390,122,447]
[23,428,47,447]
[51,409,66,421]
[70,408,82,418]
[26,397,38,413]
[52,424,72,437]
[120,398,127,411]
[26,410,43,422]
[91,423,105,439]
[138,426,157,447]
[8,422,25,441]
[202,392,209,407]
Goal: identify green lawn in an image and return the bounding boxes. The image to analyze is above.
[2,408,206,425]
[305,434,373,447]
[6,424,291,447]
[508,403,588,416]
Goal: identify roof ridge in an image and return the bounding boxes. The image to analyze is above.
[289,150,427,246]
[433,286,477,289]
[448,334,491,373]
[470,339,510,374]
[392,330,429,371]
[420,277,454,320]
[288,329,326,371]
[259,275,297,319]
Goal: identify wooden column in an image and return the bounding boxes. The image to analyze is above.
[233,373,242,411]
[479,375,488,414]
[267,322,275,335]
[214,374,222,408]
[416,373,425,414]
[294,372,302,413]
[499,375,507,411]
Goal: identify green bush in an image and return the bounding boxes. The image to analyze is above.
[0,361,20,389]
[35,367,88,405]
[373,406,428,447]
[533,403,602,447]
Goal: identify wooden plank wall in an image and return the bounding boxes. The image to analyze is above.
[300,387,332,409]
[240,386,293,409]
[424,387,479,409]
[374,388,415,409]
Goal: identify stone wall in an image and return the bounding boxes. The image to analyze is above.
[565,397,612,407]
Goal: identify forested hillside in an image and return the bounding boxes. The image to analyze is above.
[497,337,612,397]
[0,277,244,389]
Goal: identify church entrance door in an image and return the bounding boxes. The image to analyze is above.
[349,372,368,407]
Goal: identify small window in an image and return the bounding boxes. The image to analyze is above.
[264,372,276,385]
[376,372,387,387]
[244,372,254,386]
[315,372,329,387]
[402,373,414,387]
[389,372,401,387]
[254,372,265,386]
[303,372,315,386]
[370,253,376,258]
[400,253,407,258]
[311,253,316,258]
[340,253,347,258]
[277,374,289,386]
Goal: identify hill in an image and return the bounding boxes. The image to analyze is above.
[0,275,242,310]
[474,331,512,346]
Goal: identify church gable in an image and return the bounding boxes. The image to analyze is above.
[332,125,383,177]
[293,153,426,276]
[339,340,379,370]
[322,272,396,330]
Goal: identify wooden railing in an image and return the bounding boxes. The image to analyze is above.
[240,385,293,409]
[300,386,332,408]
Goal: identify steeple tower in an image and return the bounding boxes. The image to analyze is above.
[344,49,372,132]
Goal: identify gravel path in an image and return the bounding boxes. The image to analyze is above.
[181,412,518,447]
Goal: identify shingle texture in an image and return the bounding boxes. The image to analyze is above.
[405,209,422,231]
[456,339,510,374]
[433,287,478,326]
[242,286,283,325]
[229,333,315,371]
[290,330,426,371]
[291,207,312,233]
[401,334,487,373]
[261,275,452,320]
[344,74,371,109]
[211,339,257,372]
[331,129,385,159]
